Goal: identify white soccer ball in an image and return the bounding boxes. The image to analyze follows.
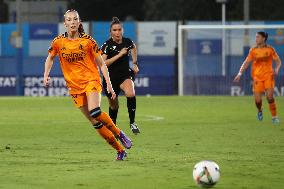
[193,160,220,188]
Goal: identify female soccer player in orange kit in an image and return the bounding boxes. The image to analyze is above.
[234,31,281,124]
[43,10,132,160]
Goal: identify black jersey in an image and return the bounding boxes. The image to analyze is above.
[101,37,134,79]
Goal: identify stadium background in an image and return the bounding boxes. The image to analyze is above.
[1,1,284,189]
[0,0,284,96]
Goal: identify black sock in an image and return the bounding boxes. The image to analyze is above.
[109,107,118,124]
[127,96,136,124]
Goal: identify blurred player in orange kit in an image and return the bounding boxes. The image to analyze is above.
[43,9,132,160]
[234,31,281,124]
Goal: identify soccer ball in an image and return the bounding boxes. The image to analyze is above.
[193,160,220,188]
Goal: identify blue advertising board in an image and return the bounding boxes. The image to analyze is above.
[29,24,58,56]
[264,21,284,59]
[187,39,221,55]
[0,24,1,56]
[183,76,284,96]
[1,74,284,96]
[1,24,17,56]
[0,75,176,96]
[0,76,17,96]
[0,23,29,57]
[29,24,58,40]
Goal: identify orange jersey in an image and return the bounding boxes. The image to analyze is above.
[48,33,102,94]
[245,45,279,81]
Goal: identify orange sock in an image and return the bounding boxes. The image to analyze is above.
[93,122,123,152]
[97,113,121,136]
[269,102,277,117]
[90,108,121,136]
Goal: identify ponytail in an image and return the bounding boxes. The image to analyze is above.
[78,23,85,35]
[110,16,122,31]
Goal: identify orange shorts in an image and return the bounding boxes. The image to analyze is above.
[253,77,275,93]
[70,81,102,108]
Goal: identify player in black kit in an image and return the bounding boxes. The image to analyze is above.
[101,17,140,134]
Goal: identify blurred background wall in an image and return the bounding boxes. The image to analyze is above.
[0,0,284,96]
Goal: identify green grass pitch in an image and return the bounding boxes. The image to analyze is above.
[0,96,284,189]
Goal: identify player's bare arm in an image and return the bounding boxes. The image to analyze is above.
[130,43,139,74]
[233,59,251,82]
[43,53,56,87]
[274,56,282,75]
[95,55,116,100]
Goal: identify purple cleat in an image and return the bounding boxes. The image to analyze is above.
[116,150,127,161]
[118,131,132,149]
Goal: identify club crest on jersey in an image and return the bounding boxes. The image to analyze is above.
[61,46,66,51]
[79,44,84,50]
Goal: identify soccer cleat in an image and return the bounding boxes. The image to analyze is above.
[130,123,140,134]
[257,111,263,121]
[116,150,127,161]
[118,131,132,149]
[272,117,280,125]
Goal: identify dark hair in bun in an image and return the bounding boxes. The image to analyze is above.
[110,17,122,29]
[257,31,268,42]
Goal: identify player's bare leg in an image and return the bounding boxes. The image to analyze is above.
[79,104,98,125]
[266,88,279,124]
[254,92,263,121]
[120,79,140,134]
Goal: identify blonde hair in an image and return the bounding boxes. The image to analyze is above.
[64,9,85,35]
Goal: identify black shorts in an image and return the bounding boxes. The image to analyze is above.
[103,69,135,98]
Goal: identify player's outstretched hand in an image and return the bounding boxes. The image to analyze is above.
[44,76,51,87]
[133,64,139,75]
[107,84,116,100]
[233,74,241,83]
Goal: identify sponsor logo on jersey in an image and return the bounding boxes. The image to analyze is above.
[61,52,87,63]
